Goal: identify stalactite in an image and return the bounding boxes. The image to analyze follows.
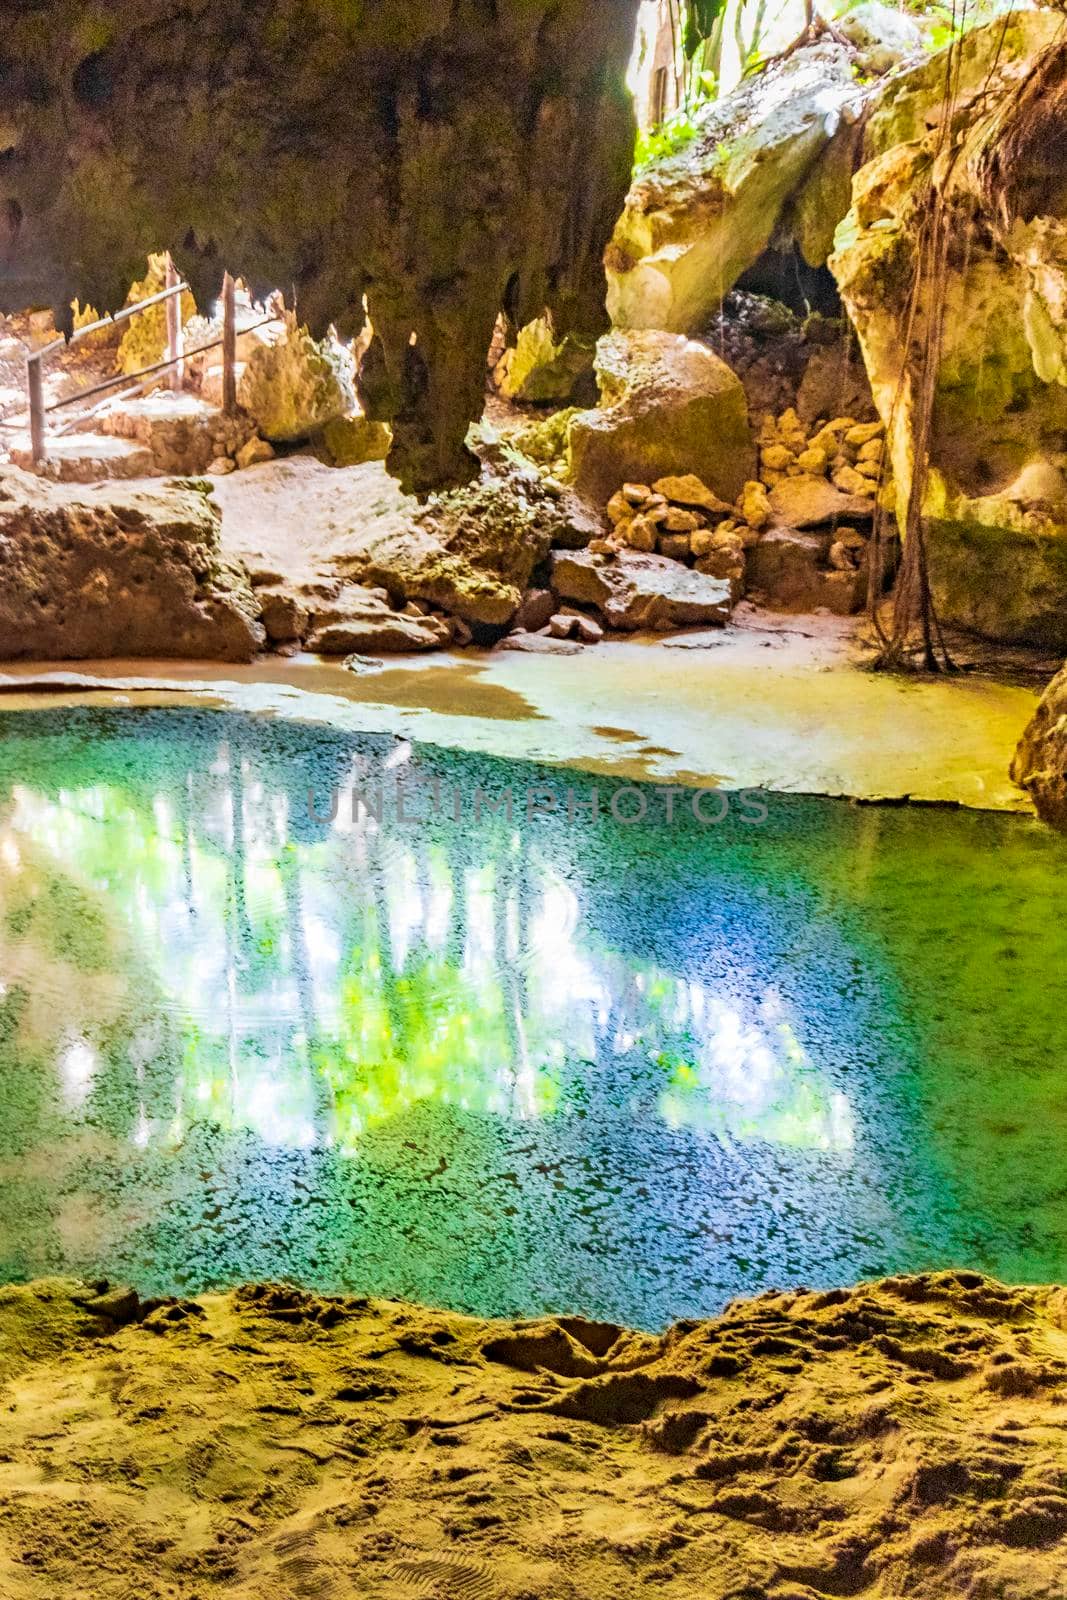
[0,1,640,493]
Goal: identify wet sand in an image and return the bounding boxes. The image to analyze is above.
[0,608,1041,812]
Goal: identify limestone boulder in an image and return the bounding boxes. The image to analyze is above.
[306,586,451,654]
[238,315,357,444]
[1012,665,1067,830]
[317,416,393,468]
[835,2,922,77]
[337,467,566,628]
[550,548,733,631]
[494,316,594,404]
[862,9,1062,156]
[568,330,754,507]
[769,475,875,530]
[606,43,863,334]
[0,468,263,661]
[746,528,868,614]
[257,586,310,645]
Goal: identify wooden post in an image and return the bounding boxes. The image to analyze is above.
[26,354,45,467]
[222,272,237,416]
[165,252,184,393]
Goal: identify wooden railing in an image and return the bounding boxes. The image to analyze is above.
[23,259,267,468]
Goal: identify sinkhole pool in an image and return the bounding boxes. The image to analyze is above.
[0,706,1065,1331]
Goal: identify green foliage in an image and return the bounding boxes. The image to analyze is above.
[635,106,704,172]
[683,0,729,56]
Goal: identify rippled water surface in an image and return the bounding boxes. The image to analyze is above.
[1,707,1066,1329]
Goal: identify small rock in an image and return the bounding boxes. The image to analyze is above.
[207,455,236,475]
[845,421,884,449]
[760,444,795,473]
[575,614,604,644]
[659,533,692,562]
[548,612,578,639]
[606,490,632,525]
[588,537,619,556]
[690,529,715,558]
[838,525,868,549]
[451,618,474,646]
[341,653,388,674]
[857,438,884,464]
[695,548,744,585]
[796,446,829,476]
[236,436,276,470]
[496,631,582,656]
[854,456,883,481]
[514,588,557,633]
[621,514,659,553]
[662,508,701,534]
[829,540,856,571]
[739,481,773,531]
[622,482,653,505]
[832,464,877,497]
[809,418,857,455]
[652,474,733,514]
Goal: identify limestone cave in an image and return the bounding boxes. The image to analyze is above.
[1,2,1067,1596]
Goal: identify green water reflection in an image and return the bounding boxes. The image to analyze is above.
[0,708,1064,1328]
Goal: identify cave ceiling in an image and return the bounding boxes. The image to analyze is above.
[0,1,640,491]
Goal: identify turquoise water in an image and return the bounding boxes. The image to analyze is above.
[0,707,1065,1330]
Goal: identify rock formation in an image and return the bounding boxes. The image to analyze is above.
[568,329,755,507]
[600,9,1067,651]
[493,315,595,405]
[237,316,356,445]
[606,41,867,334]
[0,468,263,661]
[830,14,1067,650]
[1013,665,1067,830]
[0,0,639,492]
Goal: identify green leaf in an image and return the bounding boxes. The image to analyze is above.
[683,0,727,56]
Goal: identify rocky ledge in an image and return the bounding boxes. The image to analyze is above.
[1,1271,1066,1597]
[0,467,263,662]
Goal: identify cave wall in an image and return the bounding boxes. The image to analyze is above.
[830,18,1067,649]
[0,0,639,492]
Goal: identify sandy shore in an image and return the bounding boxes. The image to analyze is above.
[0,608,1042,813]
[0,1273,1065,1597]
